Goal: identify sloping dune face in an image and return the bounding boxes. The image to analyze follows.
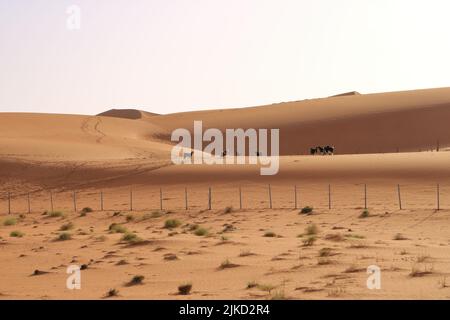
[0,113,171,161]
[147,87,450,155]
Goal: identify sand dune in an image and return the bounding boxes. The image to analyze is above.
[97,109,159,120]
[147,87,450,155]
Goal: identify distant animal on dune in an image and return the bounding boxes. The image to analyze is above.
[310,146,334,155]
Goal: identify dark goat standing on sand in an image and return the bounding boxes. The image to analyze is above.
[310,146,335,155]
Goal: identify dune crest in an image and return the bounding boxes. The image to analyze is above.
[97,109,159,120]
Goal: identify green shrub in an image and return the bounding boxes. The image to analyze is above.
[164,219,182,229]
[3,218,17,226]
[10,230,24,238]
[150,211,164,218]
[319,247,333,257]
[359,209,370,218]
[194,227,208,236]
[109,223,128,234]
[49,211,65,218]
[121,232,142,243]
[300,206,313,214]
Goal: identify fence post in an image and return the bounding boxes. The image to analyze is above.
[50,191,54,212]
[239,186,242,210]
[100,191,104,211]
[294,185,298,209]
[268,184,272,209]
[73,191,77,212]
[185,187,188,210]
[8,192,11,215]
[328,184,331,210]
[27,193,31,214]
[397,184,402,210]
[208,187,212,210]
[130,188,133,211]
[364,184,367,209]
[160,188,163,210]
[437,183,440,211]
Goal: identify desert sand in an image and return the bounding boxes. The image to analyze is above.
[2,88,450,299]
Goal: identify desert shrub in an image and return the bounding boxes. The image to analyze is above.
[393,233,407,241]
[317,257,333,265]
[305,224,319,235]
[116,259,128,266]
[164,219,182,229]
[344,265,362,273]
[10,230,24,238]
[348,241,368,248]
[345,234,365,239]
[264,231,277,238]
[188,224,199,231]
[324,233,345,242]
[178,283,192,295]
[125,214,134,222]
[49,211,65,218]
[319,247,333,257]
[257,284,276,294]
[127,275,144,286]
[300,206,313,214]
[219,259,239,270]
[57,232,72,241]
[247,281,258,289]
[106,288,119,297]
[303,235,317,247]
[150,211,164,218]
[223,206,233,214]
[121,232,142,243]
[327,287,345,298]
[109,223,128,234]
[3,218,17,226]
[194,227,208,236]
[359,209,370,218]
[60,222,74,231]
[271,290,287,300]
[410,264,433,277]
[239,250,255,257]
[80,207,93,214]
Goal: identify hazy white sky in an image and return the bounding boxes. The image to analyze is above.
[1,0,450,115]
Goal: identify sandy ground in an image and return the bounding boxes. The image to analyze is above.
[2,88,450,299]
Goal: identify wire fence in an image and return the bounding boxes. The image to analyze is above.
[0,182,447,215]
